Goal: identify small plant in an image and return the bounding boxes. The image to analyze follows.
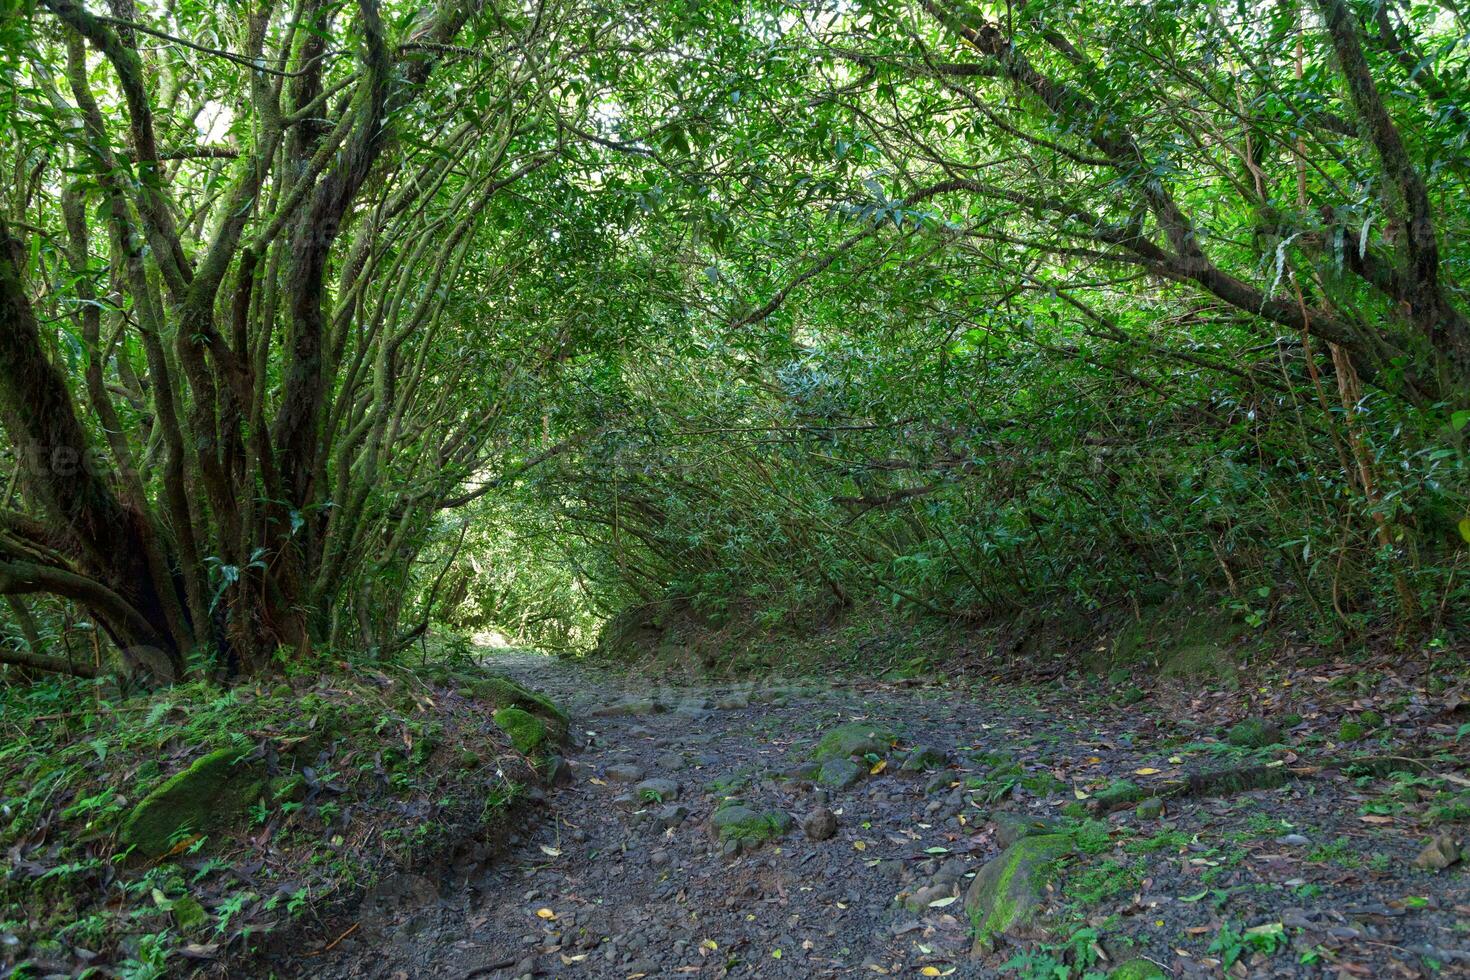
[1209,921,1287,968]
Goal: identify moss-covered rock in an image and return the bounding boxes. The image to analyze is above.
[1091,779,1144,811]
[1339,719,1366,741]
[816,758,865,789]
[493,707,547,755]
[471,676,569,730]
[810,722,896,762]
[1109,958,1167,979]
[964,833,1073,945]
[1226,717,1281,748]
[170,894,209,934]
[119,747,261,858]
[899,744,948,773]
[709,803,793,845]
[992,812,1062,848]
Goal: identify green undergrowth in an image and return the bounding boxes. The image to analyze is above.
[0,652,562,978]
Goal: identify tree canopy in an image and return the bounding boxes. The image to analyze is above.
[2,0,1468,678]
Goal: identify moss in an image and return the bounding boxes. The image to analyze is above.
[710,804,793,843]
[1358,710,1384,728]
[1339,720,1366,741]
[493,707,547,755]
[472,677,569,729]
[810,722,897,761]
[119,747,261,858]
[965,833,1073,944]
[1109,958,1166,979]
[1019,771,1065,797]
[170,894,209,934]
[1093,779,1144,809]
[1226,718,1281,748]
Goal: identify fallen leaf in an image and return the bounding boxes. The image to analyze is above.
[928,896,959,908]
[853,840,867,851]
[1360,815,1394,825]
[1134,767,1161,776]
[870,759,887,775]
[535,908,557,920]
[539,845,562,857]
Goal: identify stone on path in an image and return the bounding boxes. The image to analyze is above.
[817,758,865,789]
[991,811,1062,848]
[1414,832,1462,871]
[605,764,646,783]
[634,778,679,803]
[965,833,1073,951]
[803,806,838,841]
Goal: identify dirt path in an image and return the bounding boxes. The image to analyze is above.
[270,652,1469,979]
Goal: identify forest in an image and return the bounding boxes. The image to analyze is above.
[1,0,1468,977]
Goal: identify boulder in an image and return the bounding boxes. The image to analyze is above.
[492,707,547,755]
[119,747,262,858]
[964,833,1073,948]
[899,744,949,773]
[817,758,865,789]
[1090,779,1144,813]
[992,812,1062,849]
[810,722,896,762]
[709,804,793,848]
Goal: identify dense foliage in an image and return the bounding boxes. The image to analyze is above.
[2,0,1469,677]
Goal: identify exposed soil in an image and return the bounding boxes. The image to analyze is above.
[260,651,1470,979]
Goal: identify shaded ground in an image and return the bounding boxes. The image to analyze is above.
[270,651,1470,978]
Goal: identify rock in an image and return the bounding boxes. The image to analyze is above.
[810,722,896,762]
[924,773,953,795]
[899,744,949,773]
[902,882,957,912]
[605,764,645,783]
[1090,779,1143,812]
[656,751,687,771]
[1277,833,1310,847]
[704,769,756,796]
[1108,958,1167,979]
[119,747,261,858]
[591,698,661,717]
[782,761,822,781]
[1413,832,1462,871]
[715,692,750,710]
[634,778,679,803]
[655,804,689,830]
[803,806,838,841]
[493,707,548,755]
[1226,718,1281,748]
[709,804,793,847]
[992,812,1061,848]
[470,676,570,733]
[817,758,865,789]
[964,833,1073,948]
[1134,797,1165,820]
[540,755,573,786]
